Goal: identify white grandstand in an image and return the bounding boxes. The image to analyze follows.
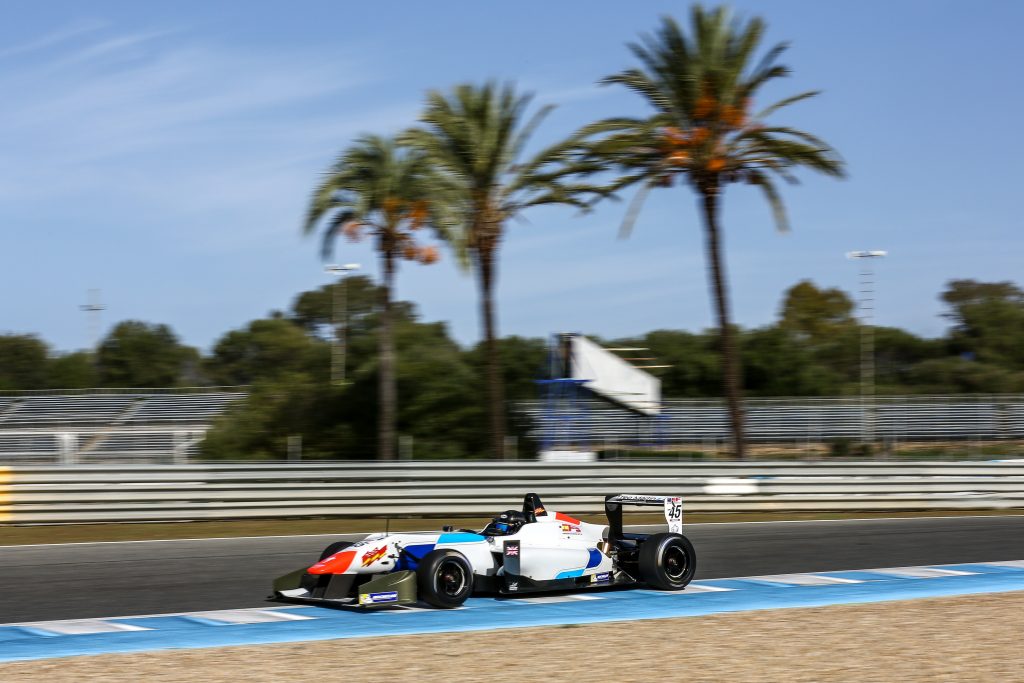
[0,389,246,463]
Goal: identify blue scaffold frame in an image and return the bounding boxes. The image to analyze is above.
[535,377,590,451]
[535,333,667,452]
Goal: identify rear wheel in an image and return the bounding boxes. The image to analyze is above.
[639,532,696,590]
[416,549,473,608]
[319,541,353,561]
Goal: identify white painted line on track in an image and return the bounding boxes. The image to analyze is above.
[4,514,1022,549]
[187,609,315,625]
[507,594,603,604]
[869,567,976,578]
[3,605,308,628]
[682,514,1024,527]
[748,573,862,586]
[0,533,349,549]
[380,606,466,613]
[25,620,151,636]
[677,583,734,592]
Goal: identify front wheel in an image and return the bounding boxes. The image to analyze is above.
[319,541,353,561]
[639,532,696,590]
[416,549,473,608]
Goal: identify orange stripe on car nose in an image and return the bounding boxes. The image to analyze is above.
[308,550,355,575]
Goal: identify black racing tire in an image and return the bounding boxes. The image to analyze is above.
[319,541,354,562]
[639,532,696,590]
[416,549,474,609]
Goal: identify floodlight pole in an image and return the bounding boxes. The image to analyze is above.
[324,264,360,385]
[846,251,887,445]
[79,289,105,353]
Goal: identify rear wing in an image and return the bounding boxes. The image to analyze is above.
[604,494,683,544]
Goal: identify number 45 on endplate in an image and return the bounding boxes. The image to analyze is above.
[664,496,683,534]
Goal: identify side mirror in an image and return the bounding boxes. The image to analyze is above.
[442,525,454,532]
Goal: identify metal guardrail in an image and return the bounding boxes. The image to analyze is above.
[2,460,1023,524]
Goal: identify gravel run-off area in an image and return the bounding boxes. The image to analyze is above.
[4,591,1024,682]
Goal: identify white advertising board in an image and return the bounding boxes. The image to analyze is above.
[569,335,661,415]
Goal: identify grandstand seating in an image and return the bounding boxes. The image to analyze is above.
[524,396,1024,447]
[0,391,245,464]
[127,393,241,423]
[1,395,137,426]
[2,391,1021,462]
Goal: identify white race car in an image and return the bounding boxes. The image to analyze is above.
[272,493,696,608]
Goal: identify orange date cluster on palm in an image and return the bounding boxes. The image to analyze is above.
[694,93,750,129]
[380,198,430,229]
[342,220,365,241]
[660,125,727,173]
[401,241,439,264]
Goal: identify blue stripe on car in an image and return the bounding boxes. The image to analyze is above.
[556,569,585,579]
[437,533,486,544]
[586,548,603,569]
[394,543,436,571]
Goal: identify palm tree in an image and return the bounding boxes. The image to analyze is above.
[572,7,845,458]
[303,134,446,460]
[403,83,605,459]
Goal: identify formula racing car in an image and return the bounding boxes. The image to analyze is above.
[272,493,696,609]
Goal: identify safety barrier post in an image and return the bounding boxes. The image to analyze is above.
[0,467,10,523]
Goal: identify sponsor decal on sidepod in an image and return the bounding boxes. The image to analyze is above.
[361,545,388,566]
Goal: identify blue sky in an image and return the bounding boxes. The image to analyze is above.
[1,1,1022,352]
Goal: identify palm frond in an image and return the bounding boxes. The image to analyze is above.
[319,210,356,259]
[405,81,611,267]
[747,170,790,232]
[619,180,656,238]
[754,90,820,120]
[553,9,845,239]
[301,133,453,266]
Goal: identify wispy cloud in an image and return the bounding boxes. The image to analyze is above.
[0,25,381,212]
[55,29,178,66]
[0,19,106,59]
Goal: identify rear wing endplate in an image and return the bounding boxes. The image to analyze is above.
[604,494,683,543]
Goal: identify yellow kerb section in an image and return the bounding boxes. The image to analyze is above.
[0,467,11,522]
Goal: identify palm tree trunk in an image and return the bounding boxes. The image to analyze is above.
[477,245,507,459]
[378,247,397,461]
[700,185,746,459]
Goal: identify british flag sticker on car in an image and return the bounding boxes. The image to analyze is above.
[503,539,521,578]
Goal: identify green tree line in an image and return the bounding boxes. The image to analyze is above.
[2,277,1023,459]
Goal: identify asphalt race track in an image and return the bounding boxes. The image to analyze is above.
[3,515,1022,623]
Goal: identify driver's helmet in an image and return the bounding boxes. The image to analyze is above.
[485,509,527,536]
